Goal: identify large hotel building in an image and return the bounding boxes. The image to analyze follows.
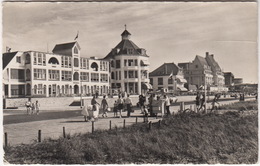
[2,28,151,98]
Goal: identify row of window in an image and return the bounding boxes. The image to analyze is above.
[111,59,138,68]
[33,52,46,66]
[150,77,176,86]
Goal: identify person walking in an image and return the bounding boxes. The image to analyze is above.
[31,102,35,114]
[101,95,108,118]
[125,94,133,117]
[113,101,118,118]
[25,98,32,115]
[35,100,40,115]
[195,93,201,111]
[199,94,206,112]
[211,94,219,113]
[81,105,89,122]
[91,95,100,119]
[117,95,124,118]
[139,94,146,114]
[164,94,171,116]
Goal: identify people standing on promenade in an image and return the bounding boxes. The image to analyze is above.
[198,94,206,112]
[211,94,219,113]
[101,95,108,118]
[81,106,89,122]
[25,98,32,115]
[31,102,35,114]
[195,93,201,111]
[35,100,40,115]
[113,101,118,117]
[91,95,100,119]
[125,94,133,117]
[164,94,171,116]
[139,94,146,114]
[117,95,124,118]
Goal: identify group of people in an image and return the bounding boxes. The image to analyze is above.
[195,93,220,112]
[25,99,40,115]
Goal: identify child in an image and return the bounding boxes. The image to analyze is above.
[113,101,118,118]
[35,100,40,115]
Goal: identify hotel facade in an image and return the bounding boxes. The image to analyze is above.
[3,42,110,98]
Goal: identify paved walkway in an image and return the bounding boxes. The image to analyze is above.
[3,97,255,146]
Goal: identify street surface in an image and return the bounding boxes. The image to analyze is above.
[3,96,255,146]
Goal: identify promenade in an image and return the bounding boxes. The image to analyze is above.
[3,96,255,146]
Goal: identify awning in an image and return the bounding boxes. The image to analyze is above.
[178,87,188,91]
[142,83,153,89]
[141,60,150,66]
[177,78,187,83]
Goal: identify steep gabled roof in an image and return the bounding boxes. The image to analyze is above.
[206,54,221,70]
[52,41,80,56]
[149,63,180,77]
[2,51,18,69]
[196,55,209,67]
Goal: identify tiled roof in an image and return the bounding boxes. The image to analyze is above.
[196,55,209,66]
[103,39,148,59]
[206,54,221,70]
[149,63,180,77]
[2,52,18,69]
[52,42,79,56]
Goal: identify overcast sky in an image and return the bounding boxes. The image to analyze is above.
[2,2,258,83]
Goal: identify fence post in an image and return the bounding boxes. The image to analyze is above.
[38,130,41,142]
[63,127,66,138]
[92,121,95,133]
[123,119,126,128]
[190,105,192,111]
[158,120,161,128]
[136,117,138,124]
[109,120,112,130]
[149,121,152,130]
[4,132,8,147]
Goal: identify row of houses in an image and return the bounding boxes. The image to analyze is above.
[3,27,237,98]
[149,52,230,93]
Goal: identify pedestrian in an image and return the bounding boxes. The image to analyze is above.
[117,95,124,118]
[101,95,108,118]
[81,106,89,122]
[139,94,146,114]
[91,95,100,119]
[35,100,40,115]
[211,94,219,112]
[25,98,32,115]
[125,94,133,117]
[113,101,118,117]
[195,93,201,111]
[31,102,35,114]
[199,94,206,112]
[164,94,171,116]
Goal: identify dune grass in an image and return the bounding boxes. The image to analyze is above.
[4,108,258,164]
[218,100,258,111]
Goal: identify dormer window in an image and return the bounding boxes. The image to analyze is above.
[128,49,133,54]
[74,47,78,54]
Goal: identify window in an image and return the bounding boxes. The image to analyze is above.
[124,71,127,78]
[80,72,89,81]
[124,60,127,66]
[111,60,114,68]
[73,72,79,81]
[65,57,68,67]
[116,60,120,68]
[128,49,133,54]
[68,57,72,68]
[135,60,138,66]
[74,47,78,54]
[86,59,89,69]
[25,53,30,64]
[48,57,59,64]
[49,70,59,81]
[74,58,79,67]
[38,84,43,94]
[128,71,134,78]
[150,78,153,85]
[61,71,72,81]
[11,85,25,96]
[158,78,163,85]
[82,59,86,69]
[101,74,108,82]
[61,56,64,67]
[38,53,42,64]
[111,72,115,79]
[168,78,173,84]
[33,52,37,65]
[128,59,134,66]
[16,56,21,63]
[135,71,138,78]
[26,69,31,81]
[33,69,46,80]
[11,69,25,80]
[42,54,46,66]
[91,73,99,82]
[118,71,121,80]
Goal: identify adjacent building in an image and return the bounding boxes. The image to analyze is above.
[178,52,227,92]
[149,63,187,93]
[224,72,235,86]
[234,78,243,85]
[3,42,110,98]
[103,28,150,95]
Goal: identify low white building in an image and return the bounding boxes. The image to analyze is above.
[149,63,187,93]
